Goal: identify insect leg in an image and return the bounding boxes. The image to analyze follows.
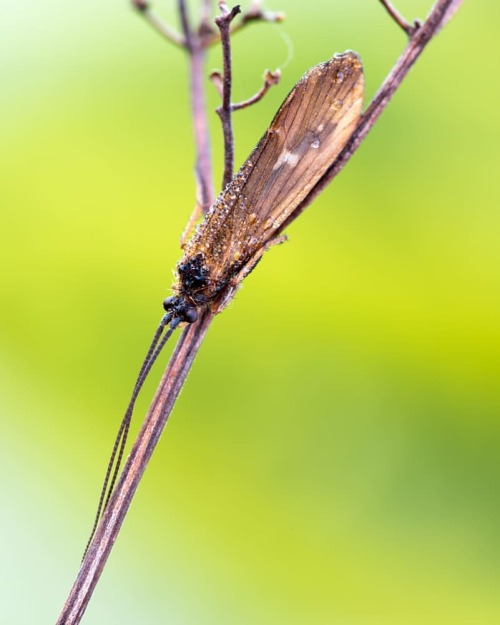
[180,201,203,248]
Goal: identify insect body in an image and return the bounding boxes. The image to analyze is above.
[164,50,364,325]
[86,51,364,550]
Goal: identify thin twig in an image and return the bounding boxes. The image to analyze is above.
[280,0,464,233]
[231,69,281,111]
[203,1,285,46]
[133,0,214,211]
[58,1,463,622]
[198,0,216,38]
[178,0,193,50]
[178,0,214,212]
[215,3,242,189]
[132,1,186,46]
[209,69,224,97]
[238,1,285,27]
[200,0,214,25]
[378,0,420,35]
[57,311,214,625]
[211,68,281,110]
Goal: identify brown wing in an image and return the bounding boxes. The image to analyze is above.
[182,51,364,289]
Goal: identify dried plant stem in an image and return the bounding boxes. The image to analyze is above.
[215,3,242,188]
[189,42,214,211]
[280,0,464,231]
[132,1,186,46]
[57,311,214,625]
[133,0,282,207]
[231,69,281,111]
[57,1,463,623]
[178,0,215,211]
[203,3,285,47]
[378,0,420,35]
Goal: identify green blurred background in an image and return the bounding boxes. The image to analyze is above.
[1,1,499,623]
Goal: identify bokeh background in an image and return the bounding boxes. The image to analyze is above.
[1,1,499,623]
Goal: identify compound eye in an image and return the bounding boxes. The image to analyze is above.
[184,306,198,324]
[163,296,176,312]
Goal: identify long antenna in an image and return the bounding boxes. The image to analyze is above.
[83,314,180,558]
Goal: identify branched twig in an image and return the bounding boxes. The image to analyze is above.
[238,1,285,26]
[132,0,282,209]
[178,0,193,50]
[57,311,214,625]
[136,0,215,212]
[280,0,464,232]
[134,0,215,212]
[204,1,285,46]
[178,0,214,212]
[215,2,242,188]
[231,69,281,110]
[132,1,186,46]
[199,0,217,38]
[57,1,463,623]
[210,68,280,109]
[378,0,421,35]
[209,69,224,96]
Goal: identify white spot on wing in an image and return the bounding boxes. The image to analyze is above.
[272,149,299,171]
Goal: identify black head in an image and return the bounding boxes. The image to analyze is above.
[163,295,198,325]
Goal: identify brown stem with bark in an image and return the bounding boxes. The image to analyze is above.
[132,1,186,46]
[57,1,463,623]
[215,3,242,188]
[178,0,215,212]
[231,69,281,111]
[203,2,285,46]
[57,311,213,625]
[378,0,420,35]
[280,0,464,233]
